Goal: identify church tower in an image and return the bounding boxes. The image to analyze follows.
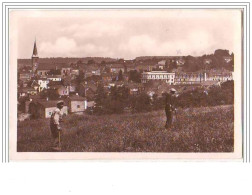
[31,39,39,74]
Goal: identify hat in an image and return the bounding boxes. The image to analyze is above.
[57,100,64,106]
[170,88,176,92]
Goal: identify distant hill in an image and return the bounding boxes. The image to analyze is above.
[17,57,117,69]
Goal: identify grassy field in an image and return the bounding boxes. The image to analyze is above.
[17,105,234,152]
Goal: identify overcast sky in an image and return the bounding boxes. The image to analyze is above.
[12,9,241,59]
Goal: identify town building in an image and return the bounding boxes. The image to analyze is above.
[37,78,49,92]
[109,64,125,73]
[36,100,68,118]
[47,75,62,82]
[223,56,233,63]
[127,83,145,95]
[19,70,32,82]
[18,87,38,97]
[175,58,186,66]
[36,63,53,77]
[141,71,175,85]
[66,95,87,113]
[206,72,233,82]
[175,72,206,85]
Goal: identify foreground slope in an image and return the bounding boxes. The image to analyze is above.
[17,105,234,152]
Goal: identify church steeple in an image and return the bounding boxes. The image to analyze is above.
[32,39,38,57]
[31,39,39,74]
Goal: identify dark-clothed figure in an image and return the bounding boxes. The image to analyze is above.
[165,88,176,129]
[50,100,64,151]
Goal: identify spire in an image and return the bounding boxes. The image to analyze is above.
[32,39,38,57]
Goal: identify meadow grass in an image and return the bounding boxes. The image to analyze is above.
[17,105,234,152]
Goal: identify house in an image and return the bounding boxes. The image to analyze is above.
[203,58,212,65]
[125,65,137,72]
[56,85,69,96]
[176,58,185,66]
[18,87,38,97]
[127,83,145,95]
[36,100,68,118]
[46,75,62,82]
[66,95,87,113]
[109,64,125,73]
[30,80,40,91]
[158,60,166,66]
[19,70,32,81]
[71,69,80,79]
[87,101,95,108]
[141,71,176,85]
[223,56,233,63]
[60,64,72,78]
[102,73,113,82]
[78,82,97,100]
[36,63,54,77]
[37,78,49,92]
[91,69,101,76]
[135,64,149,72]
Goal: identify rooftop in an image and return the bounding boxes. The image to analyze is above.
[38,100,66,108]
[68,95,86,101]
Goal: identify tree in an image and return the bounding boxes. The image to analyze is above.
[40,89,59,100]
[76,70,85,84]
[48,69,61,75]
[118,69,123,81]
[183,56,201,72]
[129,70,141,83]
[88,59,95,64]
[167,59,177,71]
[214,49,230,57]
[95,84,106,107]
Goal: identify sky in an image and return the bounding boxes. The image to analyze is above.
[11,9,242,59]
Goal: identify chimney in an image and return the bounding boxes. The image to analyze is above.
[46,97,49,101]
[76,93,79,96]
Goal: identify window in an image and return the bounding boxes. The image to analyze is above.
[77,105,80,108]
[49,112,52,116]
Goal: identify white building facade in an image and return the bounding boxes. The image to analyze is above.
[141,71,175,85]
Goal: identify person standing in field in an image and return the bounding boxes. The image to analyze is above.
[50,100,64,151]
[164,88,176,129]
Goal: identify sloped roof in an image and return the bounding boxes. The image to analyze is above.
[47,81,62,87]
[38,100,66,108]
[37,63,69,70]
[109,64,125,68]
[19,87,37,93]
[68,95,86,101]
[37,63,55,70]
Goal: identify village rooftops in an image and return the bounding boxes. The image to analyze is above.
[37,63,55,70]
[67,95,86,101]
[18,87,37,93]
[46,75,62,78]
[108,64,125,68]
[37,63,69,71]
[142,71,175,74]
[47,81,62,86]
[38,100,66,108]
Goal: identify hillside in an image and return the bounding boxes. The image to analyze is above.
[17,105,234,152]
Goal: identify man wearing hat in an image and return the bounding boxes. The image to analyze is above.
[164,88,176,129]
[50,100,64,151]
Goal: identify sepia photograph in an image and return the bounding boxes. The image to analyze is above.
[9,9,243,159]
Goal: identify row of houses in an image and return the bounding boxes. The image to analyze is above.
[25,94,95,119]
